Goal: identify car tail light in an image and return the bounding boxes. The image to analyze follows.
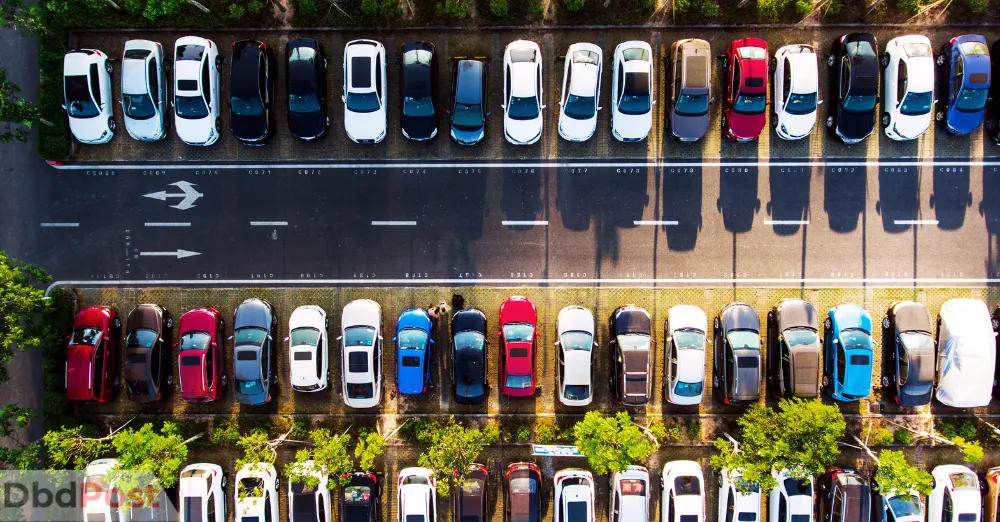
[259,42,266,50]
[991,473,998,485]
[398,475,404,486]
[367,472,377,482]
[423,385,427,393]
[840,35,846,43]
[951,37,958,44]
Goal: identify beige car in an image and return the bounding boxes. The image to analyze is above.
[985,467,1000,522]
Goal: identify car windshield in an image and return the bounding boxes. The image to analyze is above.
[237,378,263,395]
[675,93,709,116]
[505,374,532,388]
[843,94,876,113]
[175,95,209,119]
[344,326,376,347]
[783,328,818,347]
[180,331,210,350]
[290,327,320,347]
[126,379,154,396]
[346,92,380,113]
[563,94,595,119]
[125,328,158,349]
[503,323,534,342]
[734,93,766,114]
[65,75,99,118]
[727,330,760,350]
[403,95,434,118]
[397,327,428,350]
[617,333,650,350]
[888,495,922,517]
[235,327,266,347]
[839,329,871,351]
[674,330,705,350]
[453,102,483,128]
[231,95,264,117]
[347,382,374,399]
[899,91,932,116]
[289,92,320,113]
[619,72,651,115]
[123,93,156,120]
[508,95,539,120]
[955,87,988,112]
[563,384,590,400]
[785,92,817,115]
[454,330,485,350]
[674,380,703,397]
[560,331,592,351]
[784,477,811,496]
[71,326,102,346]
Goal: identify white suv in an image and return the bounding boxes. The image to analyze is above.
[172,36,220,146]
[555,469,596,522]
[768,469,814,522]
[234,463,279,522]
[882,35,935,141]
[661,461,704,522]
[121,39,167,142]
[928,465,980,522]
[343,39,387,143]
[179,463,226,522]
[288,305,329,392]
[718,469,760,522]
[773,44,819,140]
[503,40,544,145]
[610,466,650,522]
[341,299,383,408]
[63,49,115,144]
[398,467,437,522]
[82,459,119,522]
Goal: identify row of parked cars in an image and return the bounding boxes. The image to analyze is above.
[64,296,998,409]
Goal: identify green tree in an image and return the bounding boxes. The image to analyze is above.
[43,425,111,470]
[110,422,197,490]
[0,0,45,33]
[0,68,40,144]
[0,253,49,374]
[710,399,845,493]
[437,0,470,17]
[289,428,352,488]
[489,0,508,17]
[572,411,663,475]
[0,403,39,470]
[0,403,34,438]
[416,416,490,496]
[236,429,275,470]
[143,0,183,19]
[563,0,585,11]
[873,450,932,496]
[355,429,385,471]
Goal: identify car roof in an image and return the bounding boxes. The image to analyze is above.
[563,350,592,385]
[455,60,485,105]
[510,62,539,98]
[786,52,818,94]
[681,44,710,90]
[569,59,599,97]
[122,54,150,95]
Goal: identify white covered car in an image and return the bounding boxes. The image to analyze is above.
[935,298,996,408]
[288,460,332,522]
[611,41,654,142]
[768,469,813,522]
[234,463,279,522]
[882,35,935,141]
[173,36,220,146]
[928,465,980,522]
[341,299,383,408]
[557,305,596,406]
[288,305,329,392]
[555,469,596,522]
[718,469,760,522]
[661,461,705,522]
[610,466,650,522]
[664,305,707,405]
[179,463,227,522]
[398,467,437,522]
[63,49,115,144]
[343,39,387,143]
[82,458,120,522]
[503,40,544,145]
[121,39,167,142]
[558,43,602,142]
[773,44,819,140]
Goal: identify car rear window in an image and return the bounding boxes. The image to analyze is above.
[177,79,198,91]
[293,351,313,361]
[958,515,977,522]
[675,476,701,495]
[183,497,203,522]
[620,479,645,495]
[126,352,147,363]
[969,73,988,85]
[745,77,764,88]
[181,355,201,366]
[849,354,870,365]
[737,357,758,369]
[351,56,372,88]
[124,49,150,60]
[738,513,757,522]
[406,516,425,522]
[567,501,588,522]
[176,44,204,61]
[681,516,700,522]
[348,352,369,373]
[402,356,421,367]
[236,350,257,361]
[510,348,529,358]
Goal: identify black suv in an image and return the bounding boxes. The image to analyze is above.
[609,305,652,406]
[818,468,871,522]
[712,302,761,404]
[285,37,328,141]
[450,59,489,145]
[826,33,879,144]
[230,39,275,145]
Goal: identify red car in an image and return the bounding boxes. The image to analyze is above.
[66,306,119,402]
[722,38,769,142]
[177,308,227,402]
[498,296,538,397]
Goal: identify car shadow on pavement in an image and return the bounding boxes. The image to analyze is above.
[502,167,542,230]
[980,166,1000,277]
[766,164,811,236]
[875,164,920,233]
[930,165,972,231]
[717,165,761,234]
[823,164,867,233]
[662,165,703,251]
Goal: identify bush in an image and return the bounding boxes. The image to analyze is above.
[969,0,987,12]
[529,1,545,16]
[871,427,894,446]
[894,429,913,446]
[535,418,560,444]
[662,424,682,442]
[490,0,509,17]
[211,418,242,446]
[686,421,701,441]
[755,0,781,21]
[937,419,977,441]
[228,3,246,17]
[794,0,812,13]
[480,422,502,444]
[361,0,380,15]
[895,0,925,13]
[437,0,470,17]
[247,0,264,14]
[563,0,585,10]
[296,0,319,15]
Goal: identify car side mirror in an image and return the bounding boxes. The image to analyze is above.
[392,337,396,342]
[337,335,343,340]
[284,336,289,342]
[597,106,603,110]
[341,95,346,103]
[818,99,824,105]
[501,104,506,109]
[652,99,657,105]
[445,109,451,115]
[227,336,233,341]
[497,332,502,337]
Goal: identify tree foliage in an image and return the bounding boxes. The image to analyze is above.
[290,429,352,489]
[0,0,45,33]
[0,253,49,374]
[710,399,845,493]
[43,425,110,470]
[873,450,932,497]
[572,411,662,476]
[0,403,39,470]
[355,429,385,472]
[563,0,585,11]
[436,0,470,17]
[416,416,490,496]
[110,422,192,490]
[236,429,275,471]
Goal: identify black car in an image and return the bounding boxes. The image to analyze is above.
[826,33,879,144]
[453,464,488,522]
[817,468,871,522]
[987,40,1000,143]
[450,59,489,145]
[232,298,277,405]
[713,302,761,404]
[451,308,488,405]
[400,42,437,141]
[286,37,328,141]
[342,472,380,522]
[883,301,934,406]
[609,305,652,406]
[123,303,172,403]
[766,299,821,399]
[230,39,275,145]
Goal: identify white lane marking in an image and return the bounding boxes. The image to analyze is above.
[142,181,203,210]
[764,220,809,225]
[503,220,549,226]
[137,249,201,259]
[250,221,289,226]
[371,220,417,226]
[893,219,939,225]
[40,222,79,227]
[634,220,679,226]
[144,222,191,227]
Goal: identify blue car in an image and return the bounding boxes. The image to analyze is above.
[937,34,991,135]
[394,307,433,395]
[822,304,873,402]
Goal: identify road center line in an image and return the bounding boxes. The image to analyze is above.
[250,221,289,226]
[144,222,191,227]
[634,220,678,226]
[503,220,549,226]
[40,222,79,228]
[764,220,809,225]
[371,220,417,226]
[893,219,939,225]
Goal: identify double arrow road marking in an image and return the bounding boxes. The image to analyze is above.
[142,181,203,210]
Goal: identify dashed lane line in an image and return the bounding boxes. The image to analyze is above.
[40,222,79,227]
[250,221,289,226]
[893,219,940,225]
[764,220,810,225]
[144,222,191,227]
[503,220,549,226]
[371,220,418,226]
[634,220,678,226]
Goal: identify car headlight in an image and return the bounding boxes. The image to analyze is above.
[100,130,108,138]
[779,124,787,135]
[401,127,410,139]
[429,127,437,139]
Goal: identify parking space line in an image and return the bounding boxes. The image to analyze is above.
[40,222,79,228]
[893,219,939,225]
[371,220,417,226]
[502,220,549,226]
[250,221,289,226]
[634,220,678,226]
[764,220,809,225]
[144,222,191,227]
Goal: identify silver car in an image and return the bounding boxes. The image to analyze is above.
[669,39,712,142]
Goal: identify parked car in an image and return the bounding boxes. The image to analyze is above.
[343,471,381,522]
[664,305,707,405]
[609,466,650,522]
[121,39,167,142]
[986,39,1000,143]
[451,307,488,404]
[984,467,1000,522]
[872,482,923,522]
[343,39,387,143]
[882,301,934,406]
[286,37,329,141]
[936,298,995,408]
[505,463,542,522]
[83,459,120,522]
[341,299,384,408]
[611,40,655,142]
[722,38,768,143]
[503,40,544,145]
[499,296,538,397]
[232,298,277,406]
[718,469,759,522]
[398,468,437,522]
[558,43,602,142]
[288,460,332,522]
[66,305,119,402]
[769,469,814,522]
[454,464,489,522]
[936,34,990,135]
[178,463,226,522]
[557,306,596,406]
[450,59,489,145]
[555,469,596,522]
[882,35,935,140]
[177,308,226,402]
[123,303,172,403]
[821,304,873,402]
[826,33,880,144]
[712,302,761,404]
[610,305,652,405]
[288,305,328,393]
[928,466,979,522]
[230,39,275,145]
[816,468,871,522]
[173,36,220,146]
[669,38,712,142]
[395,307,434,395]
[661,461,705,522]
[766,298,821,399]
[773,44,819,140]
[400,41,438,141]
[63,49,115,144]
[234,463,279,522]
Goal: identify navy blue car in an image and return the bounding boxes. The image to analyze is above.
[394,307,433,395]
[936,34,991,135]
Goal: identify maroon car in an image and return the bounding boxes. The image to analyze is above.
[722,38,769,142]
[66,306,119,402]
[505,463,541,522]
[177,308,227,402]
[123,304,172,403]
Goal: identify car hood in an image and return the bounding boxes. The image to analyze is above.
[722,303,759,332]
[777,111,816,138]
[505,114,542,143]
[891,111,931,140]
[128,305,162,332]
[451,124,484,145]
[728,111,765,140]
[614,110,652,140]
[558,307,594,337]
[892,301,931,333]
[124,114,162,141]
[836,109,875,140]
[558,113,597,141]
[832,305,870,332]
[344,108,385,141]
[777,300,818,330]
[68,116,109,143]
[179,309,216,334]
[671,112,709,141]
[231,112,268,142]
[402,114,437,140]
[947,105,984,134]
[398,308,432,330]
[676,348,705,383]
[669,305,707,333]
[288,109,326,140]
[174,114,214,144]
[501,298,537,324]
[343,300,380,329]
[289,306,324,330]
[235,301,270,330]
[453,309,487,334]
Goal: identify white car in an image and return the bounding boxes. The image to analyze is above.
[503,40,544,145]
[343,39,387,143]
[121,39,167,142]
[768,469,813,522]
[288,305,329,392]
[288,460,332,522]
[611,41,654,142]
[558,43,602,142]
[341,299,383,408]
[876,488,924,522]
[398,467,437,522]
[936,298,996,408]
[664,305,707,405]
[928,465,980,522]
[178,463,227,522]
[661,461,705,522]
[557,305,596,406]
[234,463,279,522]
[610,465,650,522]
[718,469,760,522]
[173,36,220,146]
[555,469,596,522]
[882,35,935,140]
[773,44,819,140]
[63,49,115,144]
[82,458,120,522]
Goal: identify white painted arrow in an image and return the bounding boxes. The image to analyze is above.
[139,249,201,259]
[142,181,203,210]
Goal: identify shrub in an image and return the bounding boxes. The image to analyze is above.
[564,0,586,10]
[937,419,977,441]
[296,0,319,15]
[699,0,720,16]
[529,1,545,16]
[895,0,924,13]
[755,0,780,21]
[490,0,509,17]
[686,421,702,441]
[211,418,242,446]
[662,424,683,442]
[821,0,842,15]
[437,0,471,17]
[480,422,502,444]
[535,418,560,444]
[871,427,894,446]
[361,0,380,15]
[894,429,914,446]
[248,0,265,14]
[794,0,812,13]
[228,3,246,18]
[969,0,988,13]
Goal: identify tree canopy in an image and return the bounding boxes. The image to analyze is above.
[0,252,49,376]
[43,424,110,470]
[289,428,352,489]
[416,416,492,496]
[110,422,192,490]
[572,411,664,475]
[0,0,44,33]
[0,69,40,144]
[873,450,933,497]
